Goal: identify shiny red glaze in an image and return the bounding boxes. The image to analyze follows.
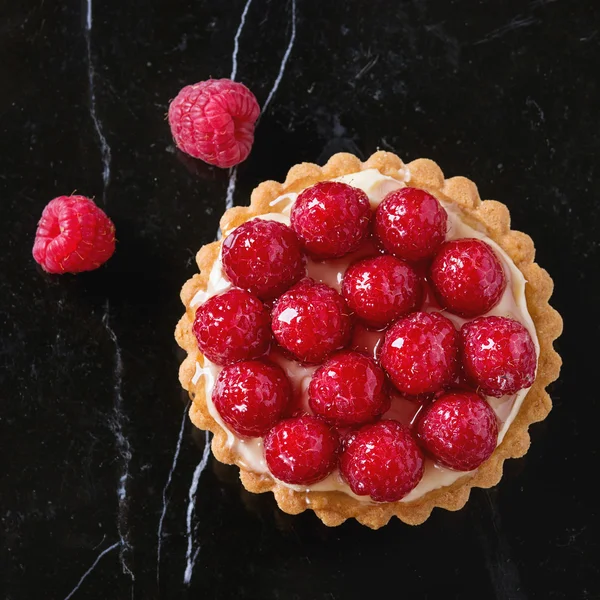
[374,187,447,261]
[340,420,425,502]
[290,182,371,258]
[212,360,291,437]
[416,391,499,471]
[461,316,537,397]
[222,219,305,299]
[380,311,459,395]
[271,278,352,364]
[342,255,422,328]
[264,416,339,485]
[192,288,271,366]
[309,351,388,426]
[430,238,506,317]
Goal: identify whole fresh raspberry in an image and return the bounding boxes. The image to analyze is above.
[416,391,499,471]
[309,351,388,426]
[264,416,339,485]
[32,195,115,274]
[271,279,352,364]
[374,187,448,261]
[461,316,537,397]
[290,182,371,258]
[212,360,291,437]
[430,238,506,317]
[339,420,424,502]
[342,255,422,328]
[168,79,260,168]
[380,311,459,395]
[222,219,305,299]
[193,288,271,365]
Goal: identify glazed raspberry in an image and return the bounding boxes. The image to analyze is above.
[340,420,424,502]
[380,312,459,395]
[193,288,271,366]
[290,182,371,258]
[461,316,537,397]
[212,360,291,437]
[430,238,507,317]
[374,187,447,261]
[342,255,422,328]
[309,351,388,426]
[222,219,305,299]
[168,79,260,168]
[271,279,352,364]
[32,195,115,274]
[264,416,339,485]
[416,391,499,471]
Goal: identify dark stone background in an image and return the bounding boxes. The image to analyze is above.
[1,0,598,598]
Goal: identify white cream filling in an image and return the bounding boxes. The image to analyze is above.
[190,168,540,503]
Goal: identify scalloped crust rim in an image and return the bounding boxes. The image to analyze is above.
[175,151,563,529]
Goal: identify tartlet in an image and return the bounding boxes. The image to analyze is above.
[175,151,562,529]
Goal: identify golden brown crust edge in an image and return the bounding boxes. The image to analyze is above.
[175,151,563,529]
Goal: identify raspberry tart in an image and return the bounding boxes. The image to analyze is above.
[176,151,562,528]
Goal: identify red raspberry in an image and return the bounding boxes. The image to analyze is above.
[430,238,507,317]
[340,420,424,502]
[461,316,537,397]
[416,391,499,471]
[374,187,448,261]
[271,279,352,364]
[342,255,422,329]
[290,182,371,258]
[222,219,305,299]
[193,288,271,366]
[32,195,115,274]
[212,360,291,437]
[168,79,260,168]
[380,312,459,395]
[309,351,388,426]
[264,416,339,485]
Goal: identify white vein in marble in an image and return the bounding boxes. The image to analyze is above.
[225,165,238,211]
[219,0,297,230]
[260,0,297,117]
[102,300,135,584]
[230,0,253,81]
[156,401,190,583]
[84,0,111,205]
[63,541,119,600]
[183,430,211,586]
[218,0,254,230]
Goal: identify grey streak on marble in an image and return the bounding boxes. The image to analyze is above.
[84,0,111,205]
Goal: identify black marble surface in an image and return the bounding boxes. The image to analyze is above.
[1,0,599,598]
